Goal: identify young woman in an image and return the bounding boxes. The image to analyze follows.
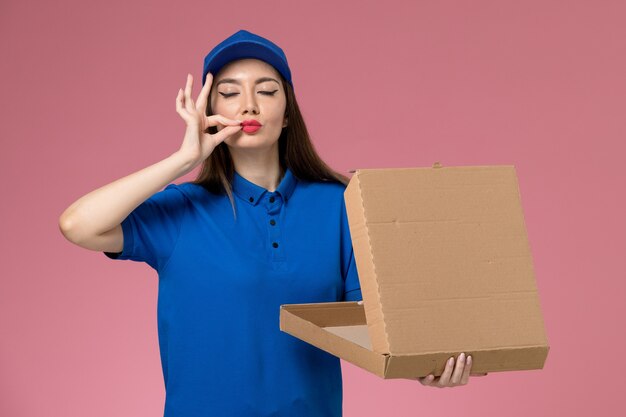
[59,29,482,417]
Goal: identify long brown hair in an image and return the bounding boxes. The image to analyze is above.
[190,69,350,220]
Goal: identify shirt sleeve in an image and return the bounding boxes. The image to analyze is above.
[103,183,188,271]
[340,192,362,302]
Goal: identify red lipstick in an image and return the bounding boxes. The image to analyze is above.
[241,119,262,134]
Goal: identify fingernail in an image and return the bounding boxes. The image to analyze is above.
[459,352,465,362]
[448,357,454,365]
[468,355,472,363]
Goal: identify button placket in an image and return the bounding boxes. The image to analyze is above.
[266,193,285,262]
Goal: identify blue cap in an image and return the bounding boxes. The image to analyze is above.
[202,29,293,91]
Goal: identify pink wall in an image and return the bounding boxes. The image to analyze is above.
[1,0,624,416]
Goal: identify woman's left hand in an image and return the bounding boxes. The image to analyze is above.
[417,353,488,388]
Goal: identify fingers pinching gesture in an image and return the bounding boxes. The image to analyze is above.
[417,353,488,388]
[175,72,242,170]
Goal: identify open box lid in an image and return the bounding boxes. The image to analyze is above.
[345,163,548,357]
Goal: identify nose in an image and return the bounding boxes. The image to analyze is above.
[241,90,259,115]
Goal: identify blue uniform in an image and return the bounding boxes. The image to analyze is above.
[103,167,362,417]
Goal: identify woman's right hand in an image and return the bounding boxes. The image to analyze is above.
[175,72,242,169]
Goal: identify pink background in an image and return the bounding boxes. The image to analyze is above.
[1,0,624,416]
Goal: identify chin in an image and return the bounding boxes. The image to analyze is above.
[225,133,279,148]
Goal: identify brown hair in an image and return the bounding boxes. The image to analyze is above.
[190,70,350,220]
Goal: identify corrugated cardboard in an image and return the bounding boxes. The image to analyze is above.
[280,164,550,379]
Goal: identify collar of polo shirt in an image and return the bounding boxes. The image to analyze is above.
[232,167,297,206]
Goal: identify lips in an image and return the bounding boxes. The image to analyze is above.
[240,119,262,134]
[242,125,261,133]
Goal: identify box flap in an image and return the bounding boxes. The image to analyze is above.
[344,165,548,356]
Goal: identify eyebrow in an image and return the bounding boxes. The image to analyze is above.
[216,77,280,87]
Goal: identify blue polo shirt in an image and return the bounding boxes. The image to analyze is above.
[103,167,362,417]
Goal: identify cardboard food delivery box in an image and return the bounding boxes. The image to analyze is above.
[279,163,550,379]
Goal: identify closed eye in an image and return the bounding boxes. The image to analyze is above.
[219,90,278,98]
